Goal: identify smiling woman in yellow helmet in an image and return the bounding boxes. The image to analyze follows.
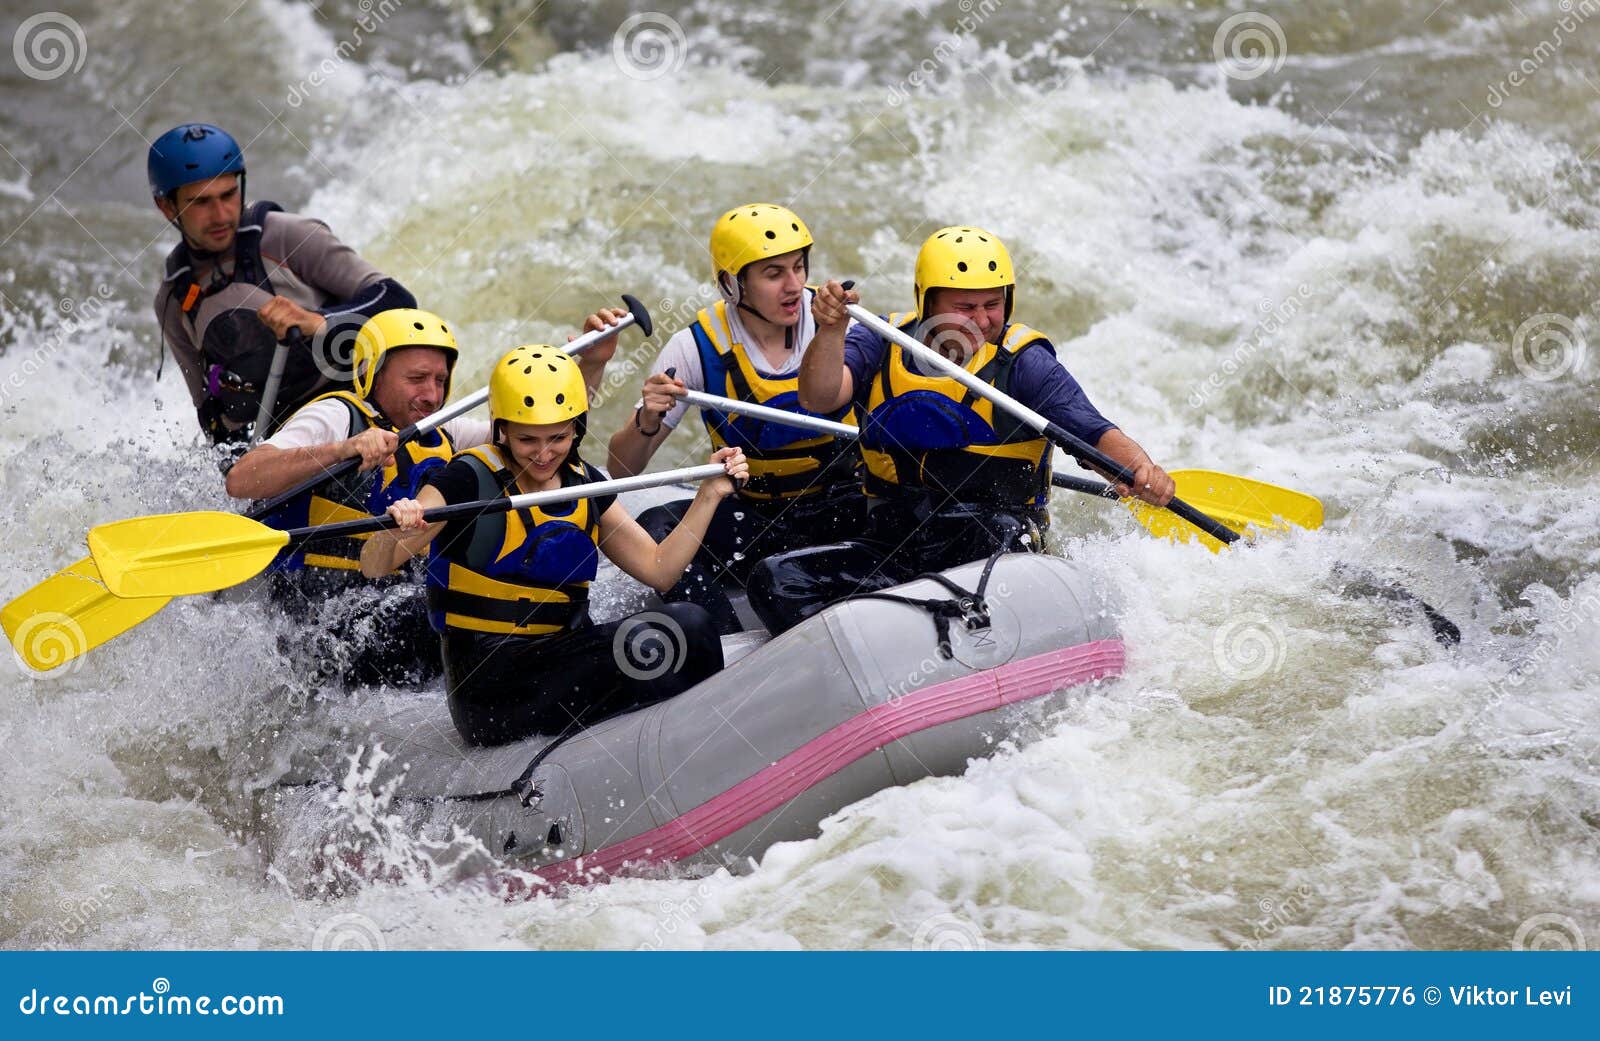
[226,303,628,689]
[605,203,864,634]
[362,346,748,747]
[742,225,1176,634]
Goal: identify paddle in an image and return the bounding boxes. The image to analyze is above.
[89,464,728,599]
[246,294,650,520]
[1,382,492,674]
[678,387,1319,542]
[677,387,859,438]
[845,306,1458,645]
[250,328,300,446]
[3,297,653,671]
[847,305,1240,544]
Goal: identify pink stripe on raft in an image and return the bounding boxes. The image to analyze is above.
[535,638,1125,884]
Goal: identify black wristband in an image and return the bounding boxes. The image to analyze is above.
[634,406,661,437]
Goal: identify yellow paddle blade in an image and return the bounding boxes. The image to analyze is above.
[2,556,172,672]
[1126,469,1324,553]
[88,511,291,598]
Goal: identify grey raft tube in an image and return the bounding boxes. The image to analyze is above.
[307,552,1123,883]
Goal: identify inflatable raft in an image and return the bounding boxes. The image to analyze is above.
[272,551,1124,883]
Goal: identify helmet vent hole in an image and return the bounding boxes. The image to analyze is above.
[764,230,776,240]
[956,261,968,272]
[988,260,997,271]
[547,363,557,372]
[523,396,535,407]
[413,321,424,331]
[523,365,533,374]
[555,393,565,405]
[955,235,964,243]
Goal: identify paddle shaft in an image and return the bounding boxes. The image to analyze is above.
[250,329,299,446]
[683,389,1152,506]
[285,463,727,547]
[845,305,1239,545]
[679,388,858,438]
[245,300,649,519]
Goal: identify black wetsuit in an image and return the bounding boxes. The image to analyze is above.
[636,485,865,634]
[745,498,1042,635]
[423,450,724,747]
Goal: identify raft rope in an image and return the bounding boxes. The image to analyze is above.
[836,515,1023,659]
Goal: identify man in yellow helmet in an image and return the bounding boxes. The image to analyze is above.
[363,347,747,746]
[748,226,1175,632]
[607,203,862,633]
[227,305,627,685]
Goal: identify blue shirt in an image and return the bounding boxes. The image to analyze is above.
[842,320,1117,445]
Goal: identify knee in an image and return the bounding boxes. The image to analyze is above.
[617,602,723,686]
[746,546,844,636]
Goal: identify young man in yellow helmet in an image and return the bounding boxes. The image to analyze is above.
[364,347,748,747]
[606,203,863,633]
[227,305,628,685]
[748,226,1175,633]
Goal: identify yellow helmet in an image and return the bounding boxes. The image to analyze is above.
[352,308,459,399]
[489,345,588,427]
[710,203,813,289]
[913,226,1015,320]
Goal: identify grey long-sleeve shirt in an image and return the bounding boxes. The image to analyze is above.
[154,209,388,408]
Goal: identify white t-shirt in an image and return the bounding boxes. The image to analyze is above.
[641,288,855,430]
[265,398,492,452]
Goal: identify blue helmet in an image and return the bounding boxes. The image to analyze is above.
[147,124,245,199]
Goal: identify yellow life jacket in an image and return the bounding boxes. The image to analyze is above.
[265,390,457,572]
[688,295,859,502]
[859,313,1053,510]
[424,445,610,637]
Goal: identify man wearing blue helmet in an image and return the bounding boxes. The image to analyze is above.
[148,123,417,445]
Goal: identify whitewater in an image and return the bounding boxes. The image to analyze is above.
[0,0,1595,950]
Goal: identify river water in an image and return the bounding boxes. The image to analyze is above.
[1,0,1596,950]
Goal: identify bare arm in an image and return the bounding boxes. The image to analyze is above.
[573,306,627,397]
[596,448,748,592]
[605,372,681,477]
[360,484,448,577]
[1091,428,1174,506]
[225,427,397,500]
[798,280,856,413]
